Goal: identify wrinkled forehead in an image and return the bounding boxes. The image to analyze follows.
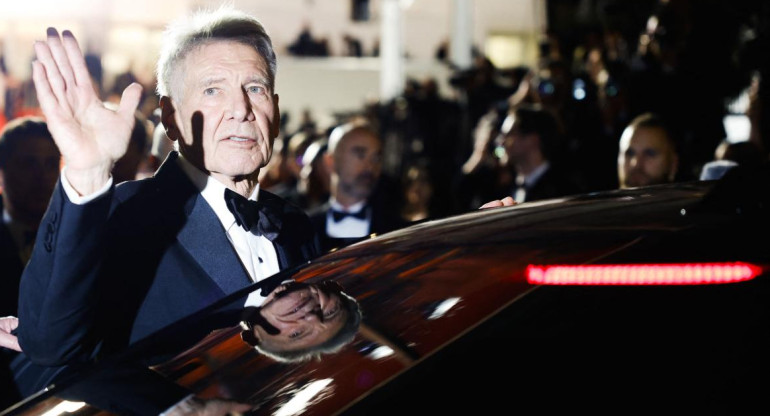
[169,39,270,97]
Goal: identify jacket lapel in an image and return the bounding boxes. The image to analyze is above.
[155,152,252,295]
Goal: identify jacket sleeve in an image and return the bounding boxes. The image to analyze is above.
[17,180,114,366]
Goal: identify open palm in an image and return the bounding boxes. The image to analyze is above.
[32,28,142,195]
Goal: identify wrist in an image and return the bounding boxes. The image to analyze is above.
[64,164,113,197]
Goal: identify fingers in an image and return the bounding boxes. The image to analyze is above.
[479,196,517,210]
[0,317,21,352]
[61,30,92,88]
[118,82,143,122]
[46,28,77,88]
[479,200,504,209]
[31,60,59,116]
[34,40,71,113]
[500,196,517,206]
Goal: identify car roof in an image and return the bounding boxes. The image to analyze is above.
[7,165,770,415]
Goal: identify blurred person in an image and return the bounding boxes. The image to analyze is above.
[0,117,60,317]
[497,104,579,203]
[10,8,319,413]
[292,137,330,211]
[714,139,765,170]
[310,120,406,252]
[148,121,174,172]
[0,117,59,408]
[617,113,679,189]
[401,162,434,222]
[700,139,765,181]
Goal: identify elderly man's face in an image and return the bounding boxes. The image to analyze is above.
[166,40,279,183]
[254,283,348,351]
[618,126,677,188]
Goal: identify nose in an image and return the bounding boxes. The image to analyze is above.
[228,89,255,121]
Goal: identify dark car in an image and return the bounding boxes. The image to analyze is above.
[4,164,770,415]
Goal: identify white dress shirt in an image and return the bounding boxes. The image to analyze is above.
[513,161,550,203]
[326,198,371,238]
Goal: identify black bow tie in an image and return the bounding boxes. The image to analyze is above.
[331,207,368,222]
[224,189,282,241]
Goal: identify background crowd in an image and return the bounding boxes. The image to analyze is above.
[1,0,768,244]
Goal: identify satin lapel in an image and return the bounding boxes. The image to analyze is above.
[156,152,252,295]
[177,194,251,295]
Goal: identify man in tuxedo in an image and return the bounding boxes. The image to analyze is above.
[497,104,580,203]
[9,8,319,410]
[310,120,406,252]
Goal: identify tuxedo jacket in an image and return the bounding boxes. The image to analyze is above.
[16,152,318,370]
[309,199,408,253]
[520,165,582,203]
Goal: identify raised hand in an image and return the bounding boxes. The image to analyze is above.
[32,28,143,196]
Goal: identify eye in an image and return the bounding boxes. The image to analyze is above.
[203,87,217,96]
[324,304,340,319]
[289,330,303,339]
[247,85,265,94]
[644,149,659,158]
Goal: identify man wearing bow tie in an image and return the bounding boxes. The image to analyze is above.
[11,8,319,402]
[310,120,406,252]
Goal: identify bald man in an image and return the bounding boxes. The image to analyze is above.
[617,113,679,189]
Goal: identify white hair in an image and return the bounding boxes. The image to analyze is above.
[155,5,277,98]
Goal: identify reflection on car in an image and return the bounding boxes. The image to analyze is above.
[4,163,770,415]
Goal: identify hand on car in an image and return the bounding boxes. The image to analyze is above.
[0,316,21,352]
[479,196,517,209]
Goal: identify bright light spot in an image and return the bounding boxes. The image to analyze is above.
[274,379,333,416]
[369,345,395,360]
[723,114,751,143]
[573,88,586,100]
[428,297,461,320]
[41,401,86,416]
[527,263,763,285]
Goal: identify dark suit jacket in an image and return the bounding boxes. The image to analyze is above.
[0,199,25,318]
[309,199,408,253]
[521,165,582,203]
[14,152,318,398]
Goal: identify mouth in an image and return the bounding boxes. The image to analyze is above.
[222,136,257,143]
[279,292,313,318]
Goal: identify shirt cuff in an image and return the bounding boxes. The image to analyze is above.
[60,166,114,205]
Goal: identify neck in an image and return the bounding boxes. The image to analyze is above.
[212,171,260,198]
[330,176,366,208]
[514,153,546,176]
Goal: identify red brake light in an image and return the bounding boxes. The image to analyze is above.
[527,262,763,285]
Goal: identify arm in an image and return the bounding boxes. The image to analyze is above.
[17,27,141,365]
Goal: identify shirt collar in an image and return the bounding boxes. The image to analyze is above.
[329,198,367,213]
[516,161,550,189]
[176,154,260,231]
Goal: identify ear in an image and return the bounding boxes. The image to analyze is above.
[324,151,335,173]
[270,94,281,139]
[159,96,180,142]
